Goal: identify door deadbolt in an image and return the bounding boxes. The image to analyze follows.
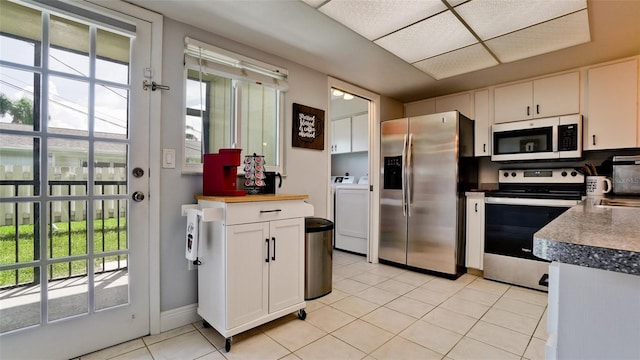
[132,167,144,178]
[132,191,145,202]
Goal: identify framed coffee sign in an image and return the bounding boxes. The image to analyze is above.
[292,103,325,150]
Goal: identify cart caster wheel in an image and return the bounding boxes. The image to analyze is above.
[202,320,211,328]
[297,309,307,320]
[225,337,232,352]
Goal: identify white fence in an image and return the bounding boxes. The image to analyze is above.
[0,165,127,227]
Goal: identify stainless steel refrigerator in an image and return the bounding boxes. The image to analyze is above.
[379,111,477,277]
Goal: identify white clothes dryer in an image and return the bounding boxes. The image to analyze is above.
[334,176,369,255]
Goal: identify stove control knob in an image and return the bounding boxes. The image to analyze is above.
[561,171,568,177]
[503,172,509,178]
[511,172,517,177]
[571,171,578,177]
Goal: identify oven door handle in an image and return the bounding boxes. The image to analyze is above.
[485,197,580,207]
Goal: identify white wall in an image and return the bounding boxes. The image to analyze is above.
[331,152,368,180]
[158,18,331,312]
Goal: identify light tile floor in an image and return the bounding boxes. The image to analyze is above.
[79,251,548,360]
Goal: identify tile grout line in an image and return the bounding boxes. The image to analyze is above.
[102,253,547,360]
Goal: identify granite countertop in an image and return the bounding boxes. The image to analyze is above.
[195,193,308,203]
[534,197,640,275]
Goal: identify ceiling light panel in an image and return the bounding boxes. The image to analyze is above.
[374,10,477,63]
[486,9,590,63]
[413,43,499,80]
[455,0,587,40]
[318,0,446,41]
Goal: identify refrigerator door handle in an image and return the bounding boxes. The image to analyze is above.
[402,134,408,216]
[407,133,413,217]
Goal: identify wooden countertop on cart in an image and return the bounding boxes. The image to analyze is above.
[195,194,309,203]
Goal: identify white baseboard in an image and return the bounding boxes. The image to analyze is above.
[159,303,201,333]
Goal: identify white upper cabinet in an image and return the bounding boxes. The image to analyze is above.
[405,98,435,117]
[494,82,533,123]
[351,113,368,152]
[331,114,369,153]
[331,117,351,154]
[585,59,639,150]
[494,72,580,123]
[473,90,491,156]
[435,93,472,119]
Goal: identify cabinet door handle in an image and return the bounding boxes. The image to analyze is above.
[265,238,270,263]
[536,104,540,114]
[538,273,549,287]
[592,134,596,146]
[526,106,530,116]
[483,143,486,153]
[271,237,276,261]
[260,209,282,214]
[475,203,478,212]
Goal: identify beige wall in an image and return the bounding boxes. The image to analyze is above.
[159,17,333,311]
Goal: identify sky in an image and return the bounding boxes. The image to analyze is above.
[0,34,130,135]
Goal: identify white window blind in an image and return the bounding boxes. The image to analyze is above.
[184,36,288,91]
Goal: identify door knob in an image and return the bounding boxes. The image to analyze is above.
[132,191,145,202]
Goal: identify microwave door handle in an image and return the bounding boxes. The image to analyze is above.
[402,134,407,217]
[407,133,413,217]
[552,125,558,153]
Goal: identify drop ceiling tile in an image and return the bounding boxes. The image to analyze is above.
[455,0,587,40]
[374,10,477,63]
[412,44,498,80]
[301,0,326,8]
[444,0,468,6]
[319,0,446,41]
[486,9,590,63]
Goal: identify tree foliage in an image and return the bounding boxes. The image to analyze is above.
[0,93,35,124]
[0,94,12,116]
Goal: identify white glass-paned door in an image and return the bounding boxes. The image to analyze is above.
[0,1,151,358]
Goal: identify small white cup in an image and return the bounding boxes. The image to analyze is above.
[586,176,612,197]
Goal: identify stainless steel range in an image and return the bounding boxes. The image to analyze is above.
[484,168,584,291]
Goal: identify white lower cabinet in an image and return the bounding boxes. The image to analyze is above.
[196,198,311,352]
[546,262,640,360]
[465,192,485,270]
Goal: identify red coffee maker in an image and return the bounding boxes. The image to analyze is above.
[203,149,247,196]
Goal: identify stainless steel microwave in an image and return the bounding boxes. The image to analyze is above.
[491,115,582,161]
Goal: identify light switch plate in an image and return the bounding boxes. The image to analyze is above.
[162,148,176,169]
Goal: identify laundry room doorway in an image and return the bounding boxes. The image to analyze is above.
[327,78,380,263]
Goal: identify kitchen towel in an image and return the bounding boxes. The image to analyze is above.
[185,208,199,261]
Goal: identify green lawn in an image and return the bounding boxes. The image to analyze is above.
[0,218,127,288]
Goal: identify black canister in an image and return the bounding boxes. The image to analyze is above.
[264,172,282,194]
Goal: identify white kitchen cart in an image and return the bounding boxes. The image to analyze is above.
[194,194,313,352]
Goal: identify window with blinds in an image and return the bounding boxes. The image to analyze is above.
[183,37,287,172]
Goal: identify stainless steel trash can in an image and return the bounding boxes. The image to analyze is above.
[304,217,333,300]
